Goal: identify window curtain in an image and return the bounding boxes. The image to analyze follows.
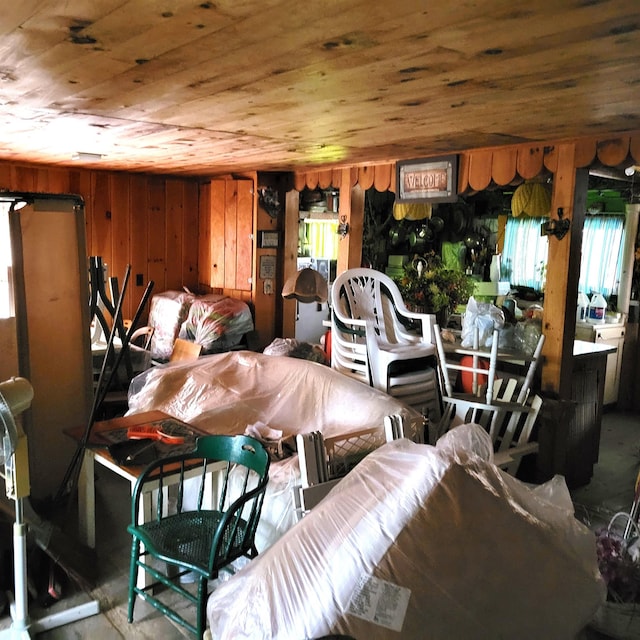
[503,214,625,298]
[579,215,624,298]
[305,219,339,259]
[503,217,548,290]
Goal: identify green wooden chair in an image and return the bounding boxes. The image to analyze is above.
[127,434,270,638]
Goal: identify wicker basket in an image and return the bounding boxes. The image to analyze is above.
[589,601,640,640]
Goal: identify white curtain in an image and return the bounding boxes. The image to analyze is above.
[304,219,339,259]
[503,214,625,299]
[579,215,624,298]
[503,217,548,290]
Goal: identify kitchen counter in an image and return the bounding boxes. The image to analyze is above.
[573,338,616,358]
[565,339,615,487]
[576,320,625,331]
[539,338,617,489]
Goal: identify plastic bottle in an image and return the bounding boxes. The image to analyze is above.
[489,252,501,282]
[576,292,589,322]
[587,293,607,324]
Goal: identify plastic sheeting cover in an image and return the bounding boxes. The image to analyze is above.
[127,351,421,440]
[206,425,605,640]
[148,291,254,361]
[126,351,424,548]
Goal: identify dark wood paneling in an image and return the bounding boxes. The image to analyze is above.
[110,172,131,310]
[182,181,199,292]
[165,179,184,293]
[147,177,168,298]
[130,174,151,309]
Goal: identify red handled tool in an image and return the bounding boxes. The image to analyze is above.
[127,423,186,445]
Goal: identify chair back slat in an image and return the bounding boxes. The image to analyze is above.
[436,394,543,475]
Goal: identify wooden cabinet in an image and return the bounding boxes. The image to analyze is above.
[200,178,253,293]
[575,322,625,405]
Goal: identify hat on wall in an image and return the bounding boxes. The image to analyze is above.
[282,268,328,303]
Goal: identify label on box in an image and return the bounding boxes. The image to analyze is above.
[348,575,410,632]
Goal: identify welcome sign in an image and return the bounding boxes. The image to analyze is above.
[396,155,458,203]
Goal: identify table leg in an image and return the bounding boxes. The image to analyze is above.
[77,450,96,549]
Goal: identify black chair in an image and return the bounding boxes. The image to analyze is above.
[127,434,270,638]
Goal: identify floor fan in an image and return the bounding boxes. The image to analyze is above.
[0,377,99,639]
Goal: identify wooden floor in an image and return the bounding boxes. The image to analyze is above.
[1,409,639,639]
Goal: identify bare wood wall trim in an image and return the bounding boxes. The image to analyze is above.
[293,131,640,194]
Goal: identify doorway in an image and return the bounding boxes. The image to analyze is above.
[295,188,339,344]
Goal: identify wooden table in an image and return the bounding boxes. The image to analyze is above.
[65,411,214,587]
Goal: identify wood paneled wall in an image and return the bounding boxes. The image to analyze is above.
[0,160,200,322]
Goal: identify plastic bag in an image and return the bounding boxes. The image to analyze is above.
[460,296,505,348]
[513,319,542,356]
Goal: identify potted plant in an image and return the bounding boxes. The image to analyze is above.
[394,252,475,325]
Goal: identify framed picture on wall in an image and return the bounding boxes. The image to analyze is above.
[259,255,276,279]
[257,230,280,248]
[396,155,458,203]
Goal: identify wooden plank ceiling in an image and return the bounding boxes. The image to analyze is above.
[0,1,639,177]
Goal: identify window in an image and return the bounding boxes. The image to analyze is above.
[502,213,625,298]
[579,215,624,298]
[0,203,14,318]
[502,217,548,291]
[301,219,339,259]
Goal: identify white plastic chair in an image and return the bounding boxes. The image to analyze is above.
[330,268,439,414]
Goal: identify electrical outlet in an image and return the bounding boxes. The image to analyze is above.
[263,279,273,295]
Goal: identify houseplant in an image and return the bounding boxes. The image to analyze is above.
[394,252,475,322]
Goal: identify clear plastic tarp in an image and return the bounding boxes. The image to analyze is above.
[205,425,605,640]
[126,351,424,548]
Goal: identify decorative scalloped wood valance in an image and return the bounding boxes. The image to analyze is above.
[294,131,640,194]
